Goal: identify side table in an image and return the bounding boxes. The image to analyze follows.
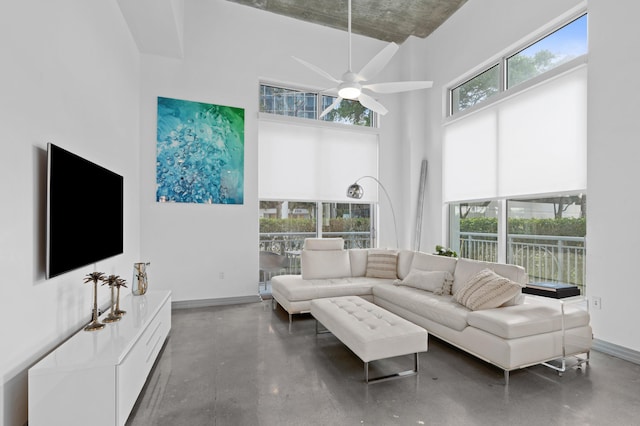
[525,294,591,376]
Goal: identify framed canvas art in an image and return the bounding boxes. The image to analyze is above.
[156,96,244,204]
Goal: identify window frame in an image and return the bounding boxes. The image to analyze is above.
[260,81,378,128]
[259,200,378,251]
[447,10,587,118]
[448,192,587,289]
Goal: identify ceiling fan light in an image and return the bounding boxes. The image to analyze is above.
[338,85,361,100]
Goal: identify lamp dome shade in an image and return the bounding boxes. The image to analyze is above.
[346,183,364,199]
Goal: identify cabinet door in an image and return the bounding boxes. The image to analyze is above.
[117,299,171,425]
[29,365,116,426]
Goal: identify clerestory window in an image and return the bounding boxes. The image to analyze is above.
[260,83,376,127]
[449,13,587,116]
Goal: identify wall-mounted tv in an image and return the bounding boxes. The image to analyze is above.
[46,143,124,279]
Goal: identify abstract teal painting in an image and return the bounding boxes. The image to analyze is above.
[156,97,244,204]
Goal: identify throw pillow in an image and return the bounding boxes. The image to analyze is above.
[453,268,523,311]
[365,250,398,279]
[395,269,453,295]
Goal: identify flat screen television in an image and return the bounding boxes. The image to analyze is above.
[46,143,124,278]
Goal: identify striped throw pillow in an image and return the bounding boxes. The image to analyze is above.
[453,268,523,310]
[365,250,398,279]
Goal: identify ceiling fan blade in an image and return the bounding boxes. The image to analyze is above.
[292,56,341,84]
[356,42,399,82]
[319,97,343,118]
[323,87,339,96]
[363,80,434,94]
[358,93,388,116]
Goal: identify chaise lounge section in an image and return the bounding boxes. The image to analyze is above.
[271,238,592,383]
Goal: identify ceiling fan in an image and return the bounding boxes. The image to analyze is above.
[293,0,433,117]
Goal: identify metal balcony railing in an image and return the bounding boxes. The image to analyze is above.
[258,230,586,292]
[259,231,372,275]
[459,232,586,291]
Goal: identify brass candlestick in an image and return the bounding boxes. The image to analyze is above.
[101,275,122,323]
[83,272,106,332]
[114,277,127,317]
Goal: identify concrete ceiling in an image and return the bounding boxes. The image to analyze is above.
[225,0,468,43]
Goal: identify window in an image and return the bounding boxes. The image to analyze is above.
[507,14,588,88]
[259,200,317,257]
[260,83,375,127]
[449,195,586,291]
[321,202,372,248]
[448,13,587,116]
[507,196,586,290]
[321,96,373,126]
[259,200,373,274]
[450,201,499,263]
[451,65,500,115]
[445,11,588,292]
[260,85,317,119]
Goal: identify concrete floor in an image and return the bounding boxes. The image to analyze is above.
[127,300,640,426]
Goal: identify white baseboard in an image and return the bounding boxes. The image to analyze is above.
[593,338,640,365]
[171,295,261,310]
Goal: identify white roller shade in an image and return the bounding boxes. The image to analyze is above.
[443,66,587,203]
[259,118,379,202]
[443,111,498,202]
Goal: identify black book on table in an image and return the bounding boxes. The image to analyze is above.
[523,282,581,299]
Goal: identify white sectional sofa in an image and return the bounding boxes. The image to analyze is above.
[271,238,592,383]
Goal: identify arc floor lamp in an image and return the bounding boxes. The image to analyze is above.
[346,176,399,248]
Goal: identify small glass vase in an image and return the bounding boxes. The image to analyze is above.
[132,262,149,296]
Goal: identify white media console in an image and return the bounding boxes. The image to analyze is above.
[29,290,172,426]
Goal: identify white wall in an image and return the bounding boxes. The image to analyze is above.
[138,0,407,302]
[587,0,640,354]
[0,1,140,424]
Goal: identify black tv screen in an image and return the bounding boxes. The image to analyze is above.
[46,143,124,278]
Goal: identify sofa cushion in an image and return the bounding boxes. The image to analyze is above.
[271,275,383,302]
[373,285,470,332]
[466,302,591,339]
[349,249,369,277]
[411,252,458,274]
[396,250,415,280]
[366,250,398,279]
[303,238,344,250]
[453,269,524,311]
[453,257,527,295]
[301,249,351,279]
[395,269,453,295]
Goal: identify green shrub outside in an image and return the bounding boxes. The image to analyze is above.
[260,217,585,236]
[460,217,585,237]
[260,218,370,233]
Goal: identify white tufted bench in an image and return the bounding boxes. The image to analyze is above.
[310,296,429,384]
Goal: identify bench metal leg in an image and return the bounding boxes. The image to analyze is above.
[315,319,330,335]
[365,353,419,384]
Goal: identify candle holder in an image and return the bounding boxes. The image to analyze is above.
[83,272,106,332]
[101,275,122,323]
[114,277,127,317]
